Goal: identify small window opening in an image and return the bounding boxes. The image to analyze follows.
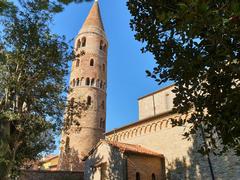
[90,59,94,66]
[101,101,105,110]
[100,81,103,88]
[136,172,140,180]
[103,64,105,72]
[81,37,86,47]
[72,79,76,87]
[76,78,80,86]
[77,39,81,49]
[85,78,90,86]
[87,96,91,105]
[91,78,95,86]
[152,173,156,180]
[100,40,103,50]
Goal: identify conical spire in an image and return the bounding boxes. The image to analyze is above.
[81,1,104,31]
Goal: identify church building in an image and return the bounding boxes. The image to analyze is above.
[57,1,240,179]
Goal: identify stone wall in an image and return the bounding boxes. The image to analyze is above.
[138,85,175,120]
[127,154,165,180]
[106,113,240,179]
[20,170,83,180]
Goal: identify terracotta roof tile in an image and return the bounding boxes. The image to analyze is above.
[106,140,163,158]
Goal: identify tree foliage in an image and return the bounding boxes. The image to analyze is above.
[127,0,240,155]
[0,1,75,178]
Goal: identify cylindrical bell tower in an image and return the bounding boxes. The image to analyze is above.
[58,1,108,171]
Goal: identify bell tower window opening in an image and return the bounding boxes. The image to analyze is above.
[91,78,95,86]
[90,59,94,66]
[103,64,105,72]
[152,173,156,180]
[77,39,81,49]
[101,100,105,110]
[81,37,86,47]
[100,81,103,89]
[100,40,103,50]
[100,118,105,129]
[136,172,140,180]
[72,79,76,87]
[87,96,92,105]
[76,78,80,86]
[85,78,90,86]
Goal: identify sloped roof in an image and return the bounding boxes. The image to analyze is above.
[107,140,164,158]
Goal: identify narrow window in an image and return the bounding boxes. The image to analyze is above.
[136,172,140,180]
[96,79,100,87]
[103,64,105,72]
[91,78,95,86]
[100,40,103,50]
[101,101,104,110]
[103,44,107,52]
[90,59,94,66]
[76,78,80,86]
[85,78,90,86]
[87,96,91,105]
[77,39,81,49]
[81,37,86,47]
[76,59,80,67]
[100,118,105,129]
[70,98,74,108]
[152,173,156,180]
[73,79,76,87]
[100,81,103,88]
[80,77,84,86]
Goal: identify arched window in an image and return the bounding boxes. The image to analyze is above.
[72,79,76,87]
[152,173,156,180]
[96,79,100,87]
[136,172,140,180]
[81,37,86,47]
[91,78,95,86]
[101,100,105,110]
[103,64,105,72]
[76,78,80,86]
[85,78,90,86]
[100,40,103,50]
[100,118,105,129]
[80,77,84,86]
[77,39,81,49]
[87,96,91,105]
[76,59,80,67]
[100,81,103,88]
[90,59,94,66]
[103,44,107,52]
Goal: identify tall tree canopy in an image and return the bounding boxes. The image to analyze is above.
[127,0,240,155]
[0,0,91,178]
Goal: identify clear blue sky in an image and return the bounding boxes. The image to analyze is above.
[52,0,170,132]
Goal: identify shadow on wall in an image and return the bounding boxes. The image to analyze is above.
[58,145,83,171]
[167,134,240,180]
[84,146,125,180]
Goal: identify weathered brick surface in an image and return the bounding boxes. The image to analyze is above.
[58,2,108,171]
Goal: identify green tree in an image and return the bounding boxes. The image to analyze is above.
[127,0,240,156]
[0,1,72,178]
